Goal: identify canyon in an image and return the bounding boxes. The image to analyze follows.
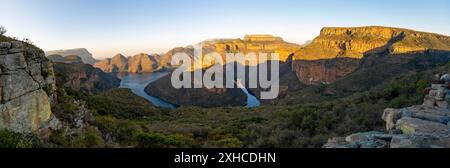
[1,26,450,148]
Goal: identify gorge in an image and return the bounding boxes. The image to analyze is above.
[1,26,449,148]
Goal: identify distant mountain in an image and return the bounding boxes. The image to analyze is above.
[94,53,158,73]
[93,34,301,74]
[47,54,84,64]
[157,34,302,71]
[45,48,97,65]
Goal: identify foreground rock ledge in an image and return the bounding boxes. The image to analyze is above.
[323,75,450,148]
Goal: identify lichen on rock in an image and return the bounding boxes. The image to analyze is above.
[0,39,59,136]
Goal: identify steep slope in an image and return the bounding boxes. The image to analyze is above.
[0,37,59,134]
[45,48,97,65]
[292,26,450,85]
[53,59,121,94]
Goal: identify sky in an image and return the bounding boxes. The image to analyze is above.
[1,0,449,59]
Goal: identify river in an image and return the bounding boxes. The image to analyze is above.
[117,72,260,109]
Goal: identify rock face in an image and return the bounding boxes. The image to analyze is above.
[45,48,97,65]
[293,26,450,85]
[0,39,59,134]
[323,74,450,148]
[53,60,121,94]
[94,53,157,73]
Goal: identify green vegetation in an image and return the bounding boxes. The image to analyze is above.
[84,89,164,119]
[0,130,43,148]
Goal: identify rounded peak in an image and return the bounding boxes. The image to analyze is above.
[112,53,126,58]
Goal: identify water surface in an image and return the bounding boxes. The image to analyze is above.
[118,72,177,109]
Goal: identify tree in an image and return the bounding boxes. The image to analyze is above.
[0,26,6,35]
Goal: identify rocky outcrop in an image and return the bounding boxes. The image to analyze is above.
[0,39,59,135]
[293,26,450,85]
[94,53,158,73]
[53,61,121,94]
[323,74,450,148]
[45,48,97,65]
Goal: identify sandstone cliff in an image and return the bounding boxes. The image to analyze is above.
[323,75,450,148]
[45,48,97,65]
[0,37,59,134]
[292,26,450,85]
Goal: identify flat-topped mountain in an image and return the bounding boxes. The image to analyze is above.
[45,48,97,65]
[292,26,450,85]
[295,26,450,60]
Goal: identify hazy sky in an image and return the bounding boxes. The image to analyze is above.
[1,0,449,58]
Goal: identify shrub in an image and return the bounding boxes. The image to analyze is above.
[0,130,42,148]
[133,132,187,148]
[0,26,6,35]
